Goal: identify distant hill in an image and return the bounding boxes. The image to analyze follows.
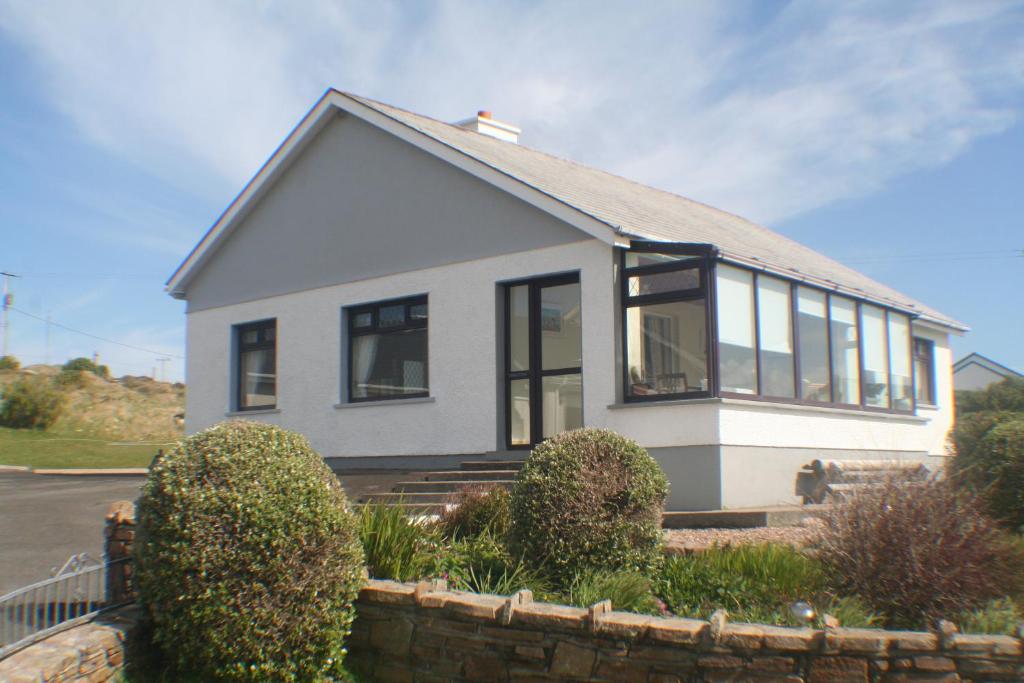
[0,365,185,441]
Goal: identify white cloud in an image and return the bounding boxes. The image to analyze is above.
[1,0,1022,224]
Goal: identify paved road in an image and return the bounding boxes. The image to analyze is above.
[0,471,143,595]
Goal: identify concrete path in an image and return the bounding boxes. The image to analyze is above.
[0,471,144,596]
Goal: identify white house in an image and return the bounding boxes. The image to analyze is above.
[167,90,964,511]
[953,353,1022,392]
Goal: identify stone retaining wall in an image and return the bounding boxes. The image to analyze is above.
[347,582,1024,682]
[0,606,137,683]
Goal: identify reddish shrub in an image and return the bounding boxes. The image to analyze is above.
[815,474,1022,628]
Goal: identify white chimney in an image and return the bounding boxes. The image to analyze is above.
[455,110,520,143]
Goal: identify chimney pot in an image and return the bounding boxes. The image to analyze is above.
[478,110,492,119]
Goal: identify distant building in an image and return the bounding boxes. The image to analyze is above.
[953,353,1023,392]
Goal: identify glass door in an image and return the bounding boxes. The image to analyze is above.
[505,274,583,448]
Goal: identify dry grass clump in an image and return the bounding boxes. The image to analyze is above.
[815,474,1023,628]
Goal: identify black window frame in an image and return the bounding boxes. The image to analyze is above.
[715,266,917,415]
[621,242,716,403]
[913,336,937,406]
[346,294,429,403]
[504,271,583,449]
[619,243,921,416]
[235,318,277,411]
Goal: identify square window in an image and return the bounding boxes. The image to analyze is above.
[347,297,428,402]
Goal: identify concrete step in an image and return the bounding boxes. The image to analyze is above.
[423,469,520,482]
[662,505,828,529]
[361,492,454,506]
[393,480,515,494]
[459,459,525,471]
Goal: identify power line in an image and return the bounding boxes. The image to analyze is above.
[8,306,183,359]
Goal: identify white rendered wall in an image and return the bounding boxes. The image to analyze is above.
[187,239,618,457]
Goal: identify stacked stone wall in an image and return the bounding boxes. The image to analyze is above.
[348,582,1024,682]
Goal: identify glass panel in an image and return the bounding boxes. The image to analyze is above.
[830,297,860,405]
[263,326,275,342]
[625,252,701,268]
[241,329,259,344]
[861,305,890,408]
[541,283,582,371]
[510,378,531,446]
[889,314,913,410]
[914,338,934,404]
[410,303,428,320]
[350,328,428,399]
[352,312,373,329]
[240,348,275,408]
[625,299,708,397]
[627,268,700,297]
[509,285,530,373]
[796,287,830,402]
[542,374,582,439]
[757,276,795,398]
[378,304,406,328]
[716,265,757,394]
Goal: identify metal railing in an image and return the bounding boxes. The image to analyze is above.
[0,553,129,659]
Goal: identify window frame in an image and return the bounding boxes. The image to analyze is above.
[913,336,937,406]
[503,271,583,449]
[620,244,920,416]
[235,318,277,411]
[620,242,716,403]
[715,265,916,415]
[346,294,429,403]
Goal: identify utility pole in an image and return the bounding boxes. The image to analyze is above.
[45,313,51,365]
[1,271,20,358]
[156,357,171,382]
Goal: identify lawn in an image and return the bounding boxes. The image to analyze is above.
[0,426,168,469]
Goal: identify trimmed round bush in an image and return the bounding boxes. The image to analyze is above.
[0,376,64,429]
[0,355,20,370]
[816,474,1022,628]
[135,421,365,682]
[509,428,668,583]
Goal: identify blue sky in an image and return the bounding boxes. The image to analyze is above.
[0,0,1021,383]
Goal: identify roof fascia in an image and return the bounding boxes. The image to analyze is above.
[167,91,623,297]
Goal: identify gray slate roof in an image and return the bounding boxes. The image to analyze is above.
[346,92,963,330]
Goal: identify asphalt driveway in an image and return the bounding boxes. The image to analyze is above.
[0,471,144,596]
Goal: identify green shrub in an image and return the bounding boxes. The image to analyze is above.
[441,531,550,597]
[567,569,662,615]
[978,420,1024,530]
[956,377,1024,415]
[816,475,1021,628]
[659,544,824,623]
[439,486,512,539]
[62,356,110,378]
[134,421,365,682]
[958,598,1022,635]
[509,428,668,584]
[0,355,19,370]
[0,376,65,429]
[952,413,1024,530]
[358,501,442,581]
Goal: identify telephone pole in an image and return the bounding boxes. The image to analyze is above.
[156,357,171,382]
[1,272,20,358]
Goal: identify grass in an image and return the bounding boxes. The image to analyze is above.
[0,425,167,468]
